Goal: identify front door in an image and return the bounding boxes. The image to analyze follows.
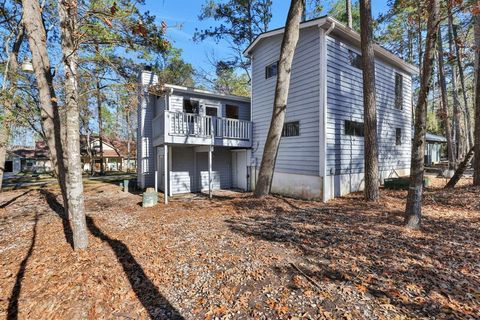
[157,149,164,192]
[4,160,13,173]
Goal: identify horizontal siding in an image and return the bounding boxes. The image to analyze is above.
[326,36,413,175]
[251,26,321,176]
[170,147,195,194]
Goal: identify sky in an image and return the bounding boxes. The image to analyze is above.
[144,0,390,75]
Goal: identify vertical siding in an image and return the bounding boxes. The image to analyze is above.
[169,146,232,194]
[325,36,412,176]
[251,26,321,176]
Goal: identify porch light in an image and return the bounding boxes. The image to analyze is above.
[21,59,34,73]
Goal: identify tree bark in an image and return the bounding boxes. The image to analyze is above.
[59,0,89,249]
[0,26,24,190]
[95,43,105,175]
[447,10,466,160]
[359,0,379,201]
[452,23,474,149]
[254,0,305,197]
[445,146,474,189]
[22,0,69,214]
[474,12,480,185]
[404,0,440,229]
[346,0,353,29]
[436,28,456,170]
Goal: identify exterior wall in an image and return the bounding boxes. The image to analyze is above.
[167,92,250,121]
[137,71,158,189]
[166,146,233,194]
[250,26,321,176]
[324,36,413,199]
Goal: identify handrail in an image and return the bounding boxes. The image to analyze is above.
[166,110,251,140]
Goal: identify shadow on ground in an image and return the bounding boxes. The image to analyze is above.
[225,190,480,318]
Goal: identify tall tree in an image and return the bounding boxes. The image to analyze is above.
[474,5,480,186]
[404,0,440,229]
[59,0,89,249]
[194,0,272,80]
[21,0,70,214]
[346,0,353,29]
[254,0,305,197]
[437,28,456,170]
[359,0,379,201]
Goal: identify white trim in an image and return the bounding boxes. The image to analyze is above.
[150,83,250,103]
[244,16,418,75]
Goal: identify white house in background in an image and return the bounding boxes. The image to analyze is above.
[137,16,418,201]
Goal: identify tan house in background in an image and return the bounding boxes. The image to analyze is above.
[81,136,136,173]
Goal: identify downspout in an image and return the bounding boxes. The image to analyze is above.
[322,21,335,202]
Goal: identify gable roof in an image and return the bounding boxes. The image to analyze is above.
[426,133,447,143]
[244,16,418,75]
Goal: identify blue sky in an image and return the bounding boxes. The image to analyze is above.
[144,0,390,74]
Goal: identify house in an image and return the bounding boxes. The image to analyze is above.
[81,136,137,173]
[137,80,252,201]
[8,141,52,173]
[4,152,22,176]
[137,16,417,201]
[425,133,446,166]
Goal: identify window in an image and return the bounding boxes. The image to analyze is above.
[206,107,218,117]
[282,121,300,137]
[395,73,403,109]
[396,128,402,145]
[183,99,199,114]
[265,61,278,79]
[226,104,239,119]
[348,50,363,70]
[345,120,364,137]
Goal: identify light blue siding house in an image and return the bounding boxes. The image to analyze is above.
[137,72,252,202]
[137,16,417,202]
[244,16,417,200]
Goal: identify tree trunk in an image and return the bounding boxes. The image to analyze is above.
[59,0,89,249]
[445,146,474,189]
[404,0,440,229]
[359,0,379,201]
[474,12,480,186]
[452,23,474,149]
[346,0,353,29]
[436,28,456,170]
[0,26,24,190]
[254,0,305,197]
[447,10,466,161]
[22,0,69,214]
[95,43,105,175]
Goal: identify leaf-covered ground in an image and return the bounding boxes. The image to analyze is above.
[0,177,478,319]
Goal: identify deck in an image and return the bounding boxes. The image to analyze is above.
[152,110,252,148]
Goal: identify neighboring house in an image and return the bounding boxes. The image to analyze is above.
[425,133,446,166]
[137,80,251,198]
[4,152,22,176]
[9,141,52,173]
[81,136,136,173]
[137,16,417,201]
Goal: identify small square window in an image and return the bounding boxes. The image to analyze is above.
[395,73,403,109]
[348,50,363,70]
[206,107,218,117]
[345,120,364,137]
[282,121,300,137]
[265,61,278,79]
[396,128,402,145]
[183,99,199,114]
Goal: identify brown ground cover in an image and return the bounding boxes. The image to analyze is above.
[0,177,478,319]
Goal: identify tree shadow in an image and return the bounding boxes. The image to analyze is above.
[86,216,184,320]
[7,212,38,320]
[225,193,480,318]
[39,189,73,248]
[0,190,33,209]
